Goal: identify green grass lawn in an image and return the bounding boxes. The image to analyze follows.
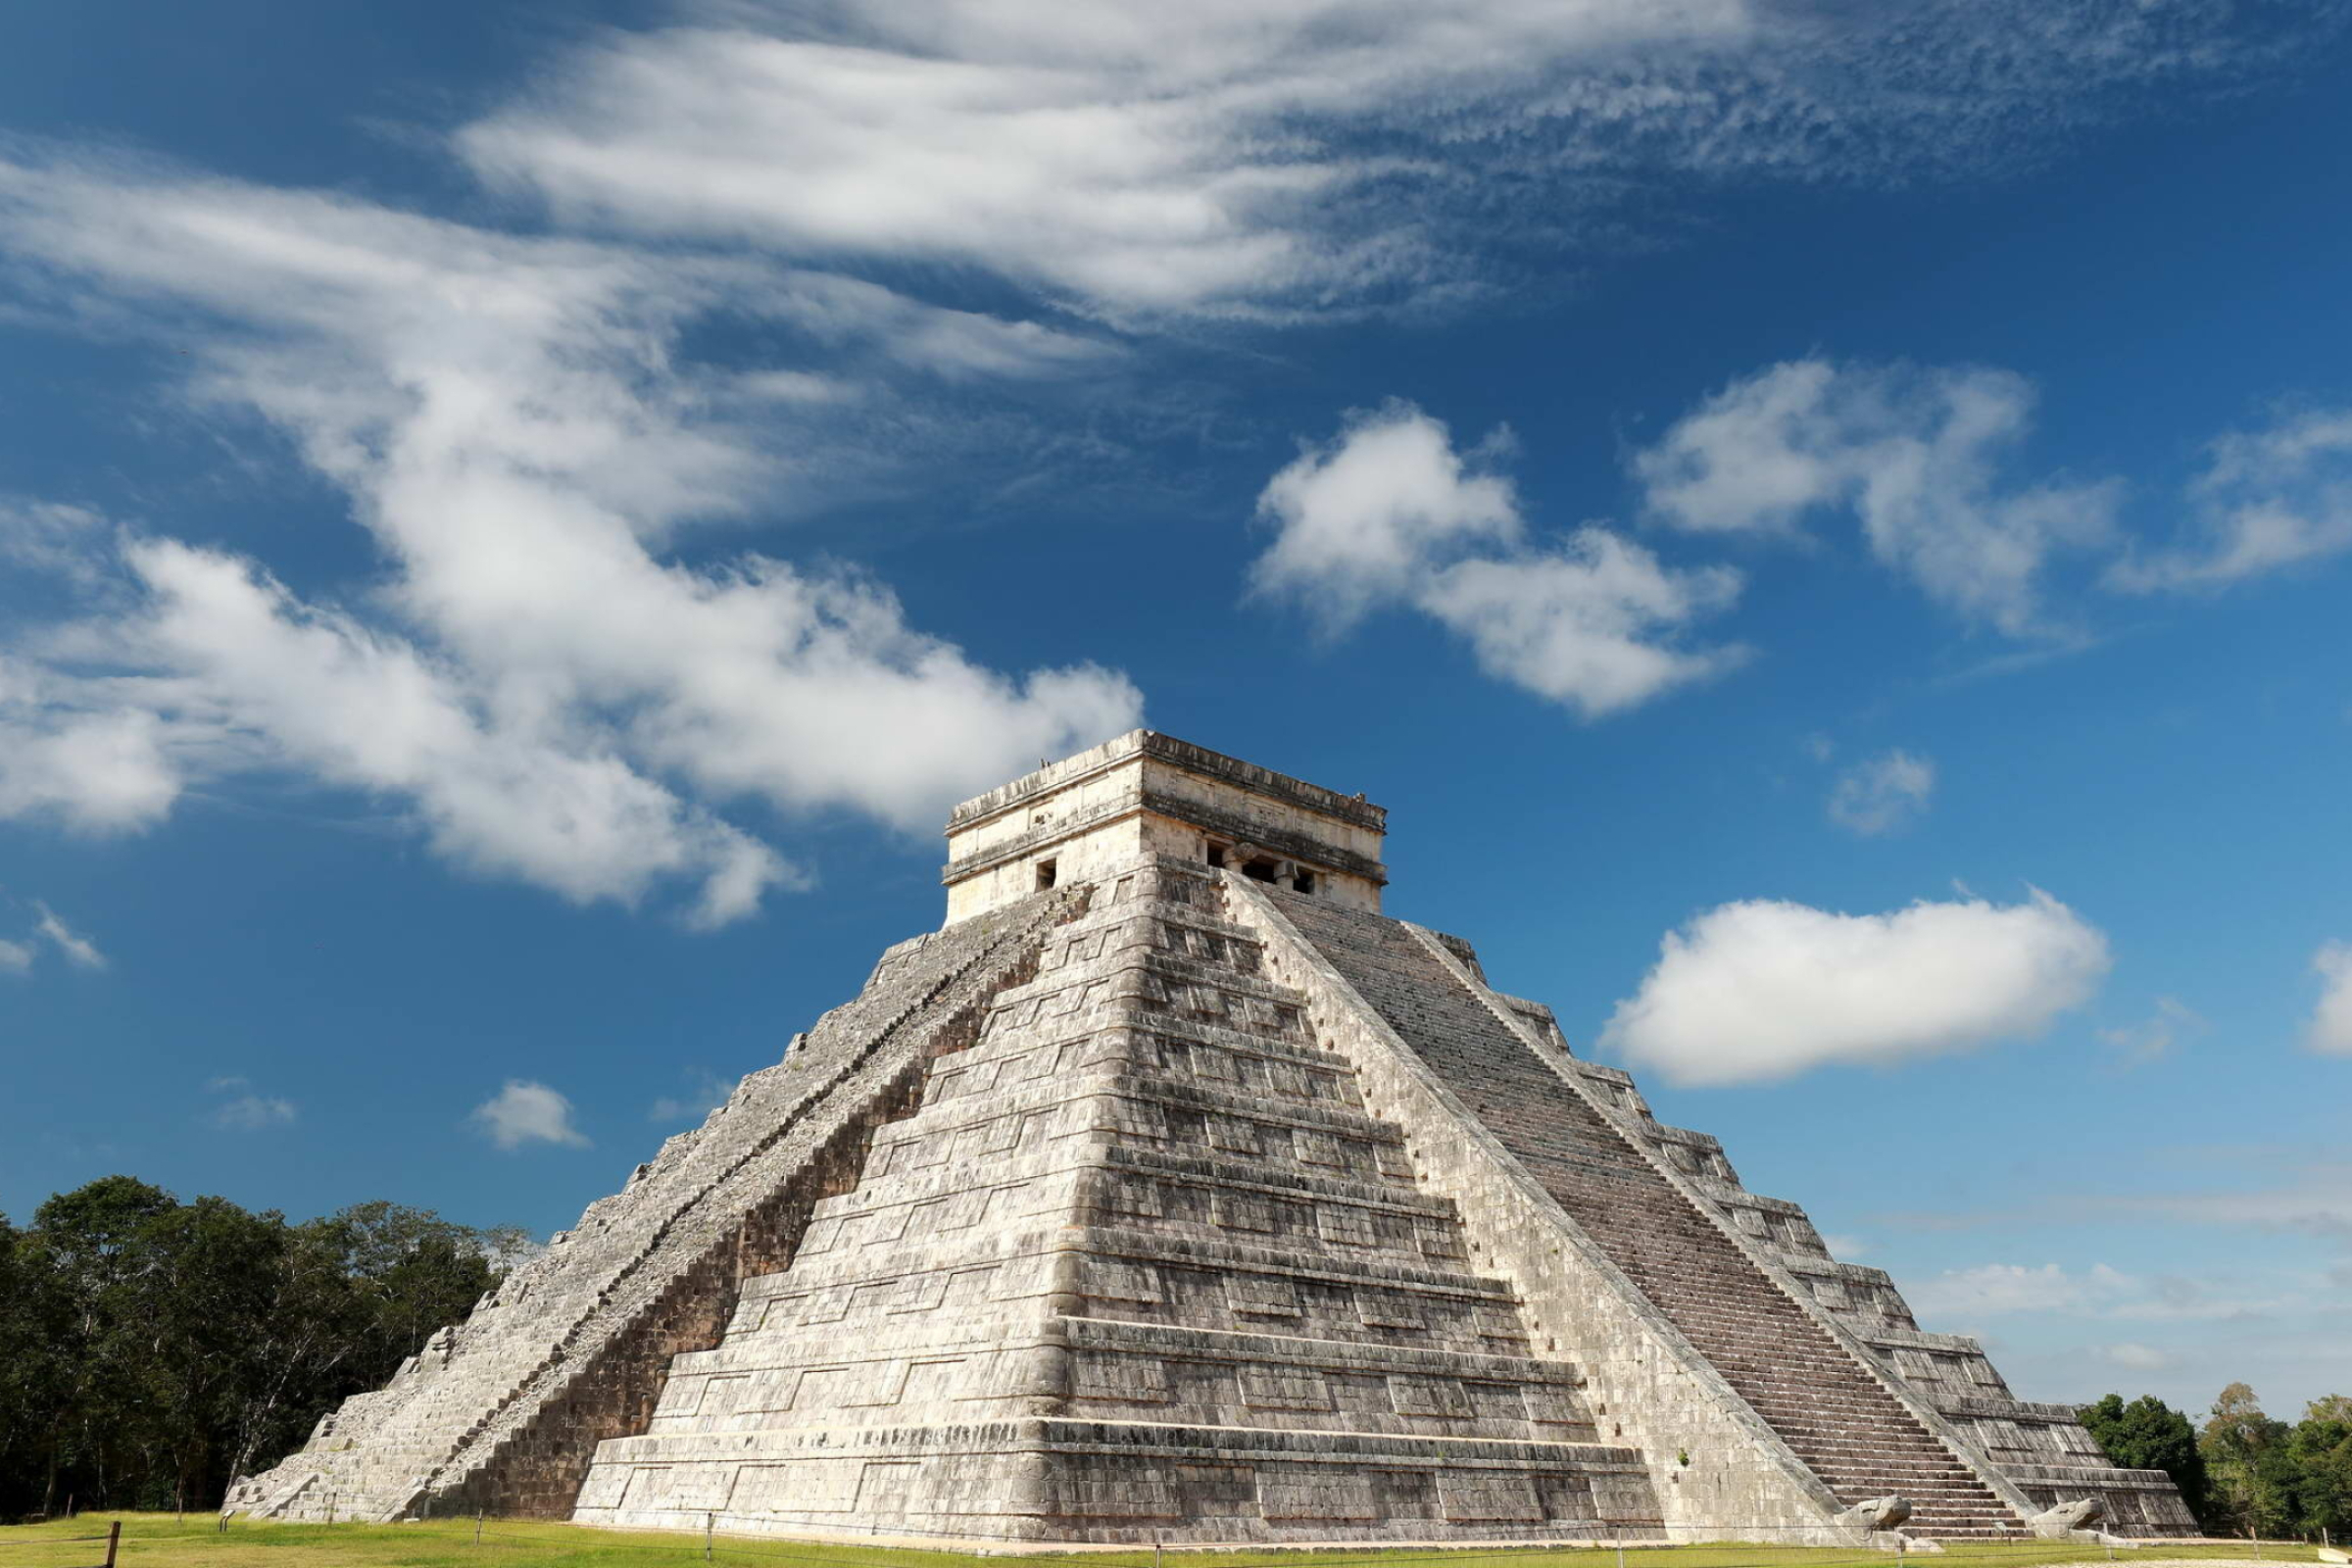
[0,1516,2319,1568]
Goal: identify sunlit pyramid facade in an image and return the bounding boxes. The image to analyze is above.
[226,732,2196,1544]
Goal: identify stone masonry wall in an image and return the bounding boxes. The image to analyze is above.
[1484,985,2195,1536]
[575,858,1662,1544]
[1221,877,1859,1544]
[224,889,1081,1524]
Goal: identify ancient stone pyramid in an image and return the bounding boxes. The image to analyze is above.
[228,732,2195,1544]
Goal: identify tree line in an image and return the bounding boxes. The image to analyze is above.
[0,1175,520,1521]
[2080,1387,2352,1540]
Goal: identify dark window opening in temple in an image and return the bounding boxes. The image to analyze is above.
[1205,843,1227,868]
[1242,857,1280,883]
[1292,869,1316,894]
[1035,858,1057,890]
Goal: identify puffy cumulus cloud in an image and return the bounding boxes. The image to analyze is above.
[458,0,2323,320]
[2307,941,2352,1056]
[0,660,181,835]
[1634,360,2120,636]
[1600,889,2111,1085]
[2109,408,2352,591]
[0,155,1140,923]
[1251,402,1742,718]
[1250,402,1520,630]
[1827,748,1936,836]
[471,1080,591,1151]
[0,937,29,975]
[1418,540,1744,718]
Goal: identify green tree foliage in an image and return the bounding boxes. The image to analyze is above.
[0,1178,513,1521]
[2193,1383,2352,1543]
[2288,1397,2352,1541]
[2080,1393,2211,1525]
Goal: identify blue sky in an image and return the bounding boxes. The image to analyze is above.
[2,0,2348,1421]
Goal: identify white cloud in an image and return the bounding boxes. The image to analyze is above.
[1635,360,2119,636]
[0,156,1142,923]
[0,659,181,835]
[2108,408,2352,591]
[32,904,103,969]
[1250,402,1521,630]
[203,1074,296,1130]
[1908,1260,2305,1327]
[1910,1261,2138,1317]
[212,1095,297,1131]
[2305,941,2352,1056]
[1819,1233,1869,1260]
[2114,1161,2352,1249]
[1600,888,2111,1085]
[2100,1342,2174,1371]
[1827,748,1936,836]
[0,897,105,975]
[650,1068,737,1124]
[0,499,109,586]
[1875,1160,2352,1254]
[471,1080,591,1151]
[455,2,2318,320]
[0,0,2328,915]
[1251,402,1743,717]
[2099,995,2202,1068]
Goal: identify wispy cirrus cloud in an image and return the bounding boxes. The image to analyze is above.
[2108,407,2352,591]
[0,0,2334,926]
[650,1068,738,1125]
[1876,1158,2352,1251]
[0,155,1140,925]
[205,1075,296,1131]
[1907,1259,2315,1325]
[461,0,2331,320]
[0,895,106,976]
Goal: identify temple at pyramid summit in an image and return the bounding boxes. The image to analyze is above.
[225,732,2197,1544]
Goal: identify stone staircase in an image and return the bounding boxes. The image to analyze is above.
[569,859,1665,1543]
[1270,894,2029,1541]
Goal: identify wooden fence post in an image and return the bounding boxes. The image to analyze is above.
[104,1520,121,1568]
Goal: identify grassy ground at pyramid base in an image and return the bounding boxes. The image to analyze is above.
[0,1517,2322,1568]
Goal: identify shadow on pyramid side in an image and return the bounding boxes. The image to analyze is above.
[226,731,2196,1546]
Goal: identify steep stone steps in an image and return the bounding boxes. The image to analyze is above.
[1273,895,2027,1541]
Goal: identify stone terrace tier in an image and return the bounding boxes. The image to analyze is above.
[572,861,1664,1544]
[222,890,1083,1524]
[1256,891,2034,1540]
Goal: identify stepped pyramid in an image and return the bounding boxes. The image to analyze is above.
[227,732,2196,1544]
